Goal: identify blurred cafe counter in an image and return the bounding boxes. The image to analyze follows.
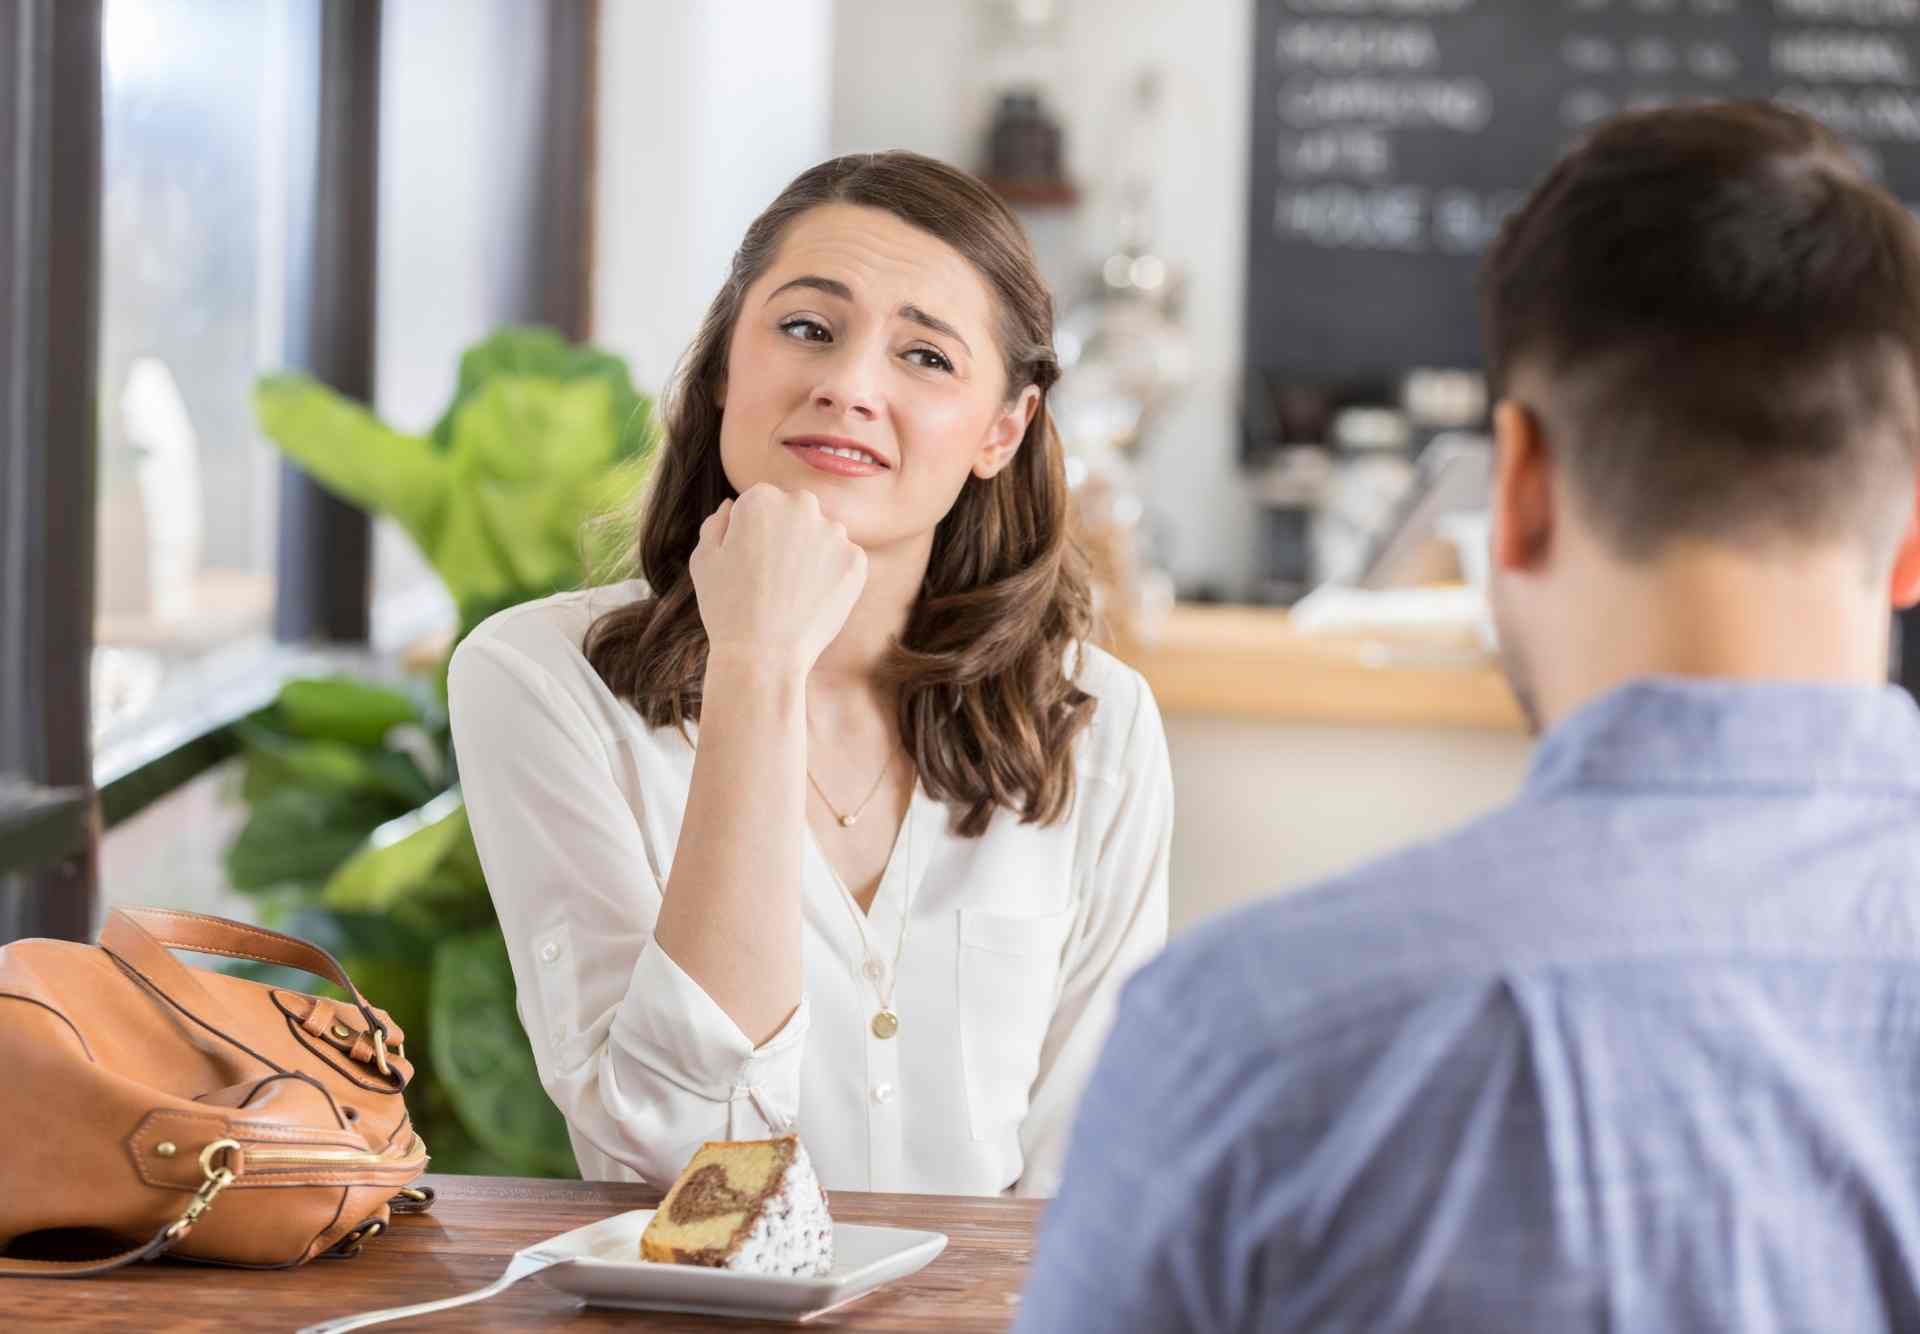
[1111,602,1529,932]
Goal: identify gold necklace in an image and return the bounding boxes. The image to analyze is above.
[821,788,915,1040]
[807,745,898,829]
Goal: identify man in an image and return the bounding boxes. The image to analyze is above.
[1017,102,1920,1333]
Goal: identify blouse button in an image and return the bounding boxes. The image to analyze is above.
[871,1082,895,1106]
[861,959,884,982]
[540,941,561,964]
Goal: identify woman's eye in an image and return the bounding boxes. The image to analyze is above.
[779,317,831,343]
[905,346,954,373]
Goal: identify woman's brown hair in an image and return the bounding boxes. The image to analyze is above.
[584,151,1094,837]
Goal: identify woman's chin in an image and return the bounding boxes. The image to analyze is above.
[771,472,867,522]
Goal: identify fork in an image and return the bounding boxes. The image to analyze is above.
[296,1247,574,1333]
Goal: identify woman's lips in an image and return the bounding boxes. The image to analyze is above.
[783,438,889,477]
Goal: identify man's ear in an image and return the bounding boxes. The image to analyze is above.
[1492,397,1554,575]
[973,384,1040,480]
[1889,475,1920,608]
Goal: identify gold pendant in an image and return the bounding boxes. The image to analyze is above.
[839,814,857,828]
[870,1009,899,1040]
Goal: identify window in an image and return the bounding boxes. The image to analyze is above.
[93,0,314,740]
[4,0,593,942]
[367,0,553,653]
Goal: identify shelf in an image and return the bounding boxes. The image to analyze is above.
[980,175,1081,210]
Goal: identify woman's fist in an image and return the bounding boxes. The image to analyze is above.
[689,484,868,675]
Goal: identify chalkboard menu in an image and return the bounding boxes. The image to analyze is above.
[1245,0,1920,402]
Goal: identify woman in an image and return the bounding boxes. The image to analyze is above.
[447,151,1172,1198]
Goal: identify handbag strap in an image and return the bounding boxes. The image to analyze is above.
[99,908,401,1082]
[0,1134,426,1279]
[0,1227,180,1279]
[0,1204,431,1277]
[0,1136,242,1278]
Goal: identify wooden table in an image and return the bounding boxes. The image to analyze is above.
[8,1176,1044,1332]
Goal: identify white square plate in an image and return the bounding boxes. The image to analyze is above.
[532,1208,949,1323]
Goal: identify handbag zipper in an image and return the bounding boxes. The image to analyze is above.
[242,1135,426,1169]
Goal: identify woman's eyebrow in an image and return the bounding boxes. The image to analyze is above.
[765,276,972,356]
[900,304,970,356]
[765,274,852,303]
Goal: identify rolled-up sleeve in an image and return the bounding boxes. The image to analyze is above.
[448,632,806,1184]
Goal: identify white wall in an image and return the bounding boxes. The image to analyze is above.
[593,2,1256,592]
[831,0,1260,597]
[1165,714,1530,932]
[594,0,836,398]
[374,0,550,643]
[831,3,985,167]
[377,0,545,431]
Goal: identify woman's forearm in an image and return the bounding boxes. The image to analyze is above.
[653,648,809,1046]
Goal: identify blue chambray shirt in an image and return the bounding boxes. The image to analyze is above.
[1017,678,1920,1334]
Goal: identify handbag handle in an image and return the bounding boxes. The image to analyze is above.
[99,908,404,1082]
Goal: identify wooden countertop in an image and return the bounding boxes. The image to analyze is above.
[6,1174,1043,1332]
[1112,602,1526,731]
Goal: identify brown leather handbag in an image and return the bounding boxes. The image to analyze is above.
[0,907,433,1278]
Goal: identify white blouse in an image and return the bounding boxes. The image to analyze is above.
[446,582,1172,1198]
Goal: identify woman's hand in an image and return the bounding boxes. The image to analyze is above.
[690,483,868,676]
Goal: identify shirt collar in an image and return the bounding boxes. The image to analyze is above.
[1525,676,1920,797]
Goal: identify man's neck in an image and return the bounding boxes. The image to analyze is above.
[1533,540,1893,729]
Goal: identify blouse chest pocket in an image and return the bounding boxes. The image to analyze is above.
[956,905,1077,1143]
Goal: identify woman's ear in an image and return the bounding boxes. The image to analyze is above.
[1492,397,1554,575]
[973,384,1041,480]
[1888,474,1920,609]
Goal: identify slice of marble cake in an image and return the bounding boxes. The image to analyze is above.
[639,1134,834,1276]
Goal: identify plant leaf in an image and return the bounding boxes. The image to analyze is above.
[225,788,400,891]
[254,374,451,550]
[431,927,577,1177]
[430,326,650,460]
[235,721,436,809]
[447,376,616,485]
[276,677,420,748]
[321,789,470,912]
[401,1071,528,1176]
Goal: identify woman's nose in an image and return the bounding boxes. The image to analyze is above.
[811,348,881,420]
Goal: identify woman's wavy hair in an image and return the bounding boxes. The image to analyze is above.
[584,151,1094,836]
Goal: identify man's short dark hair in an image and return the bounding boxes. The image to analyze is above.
[1483,100,1920,561]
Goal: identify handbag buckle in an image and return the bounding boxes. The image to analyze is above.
[162,1139,242,1243]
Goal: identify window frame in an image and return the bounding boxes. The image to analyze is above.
[0,0,104,941]
[1,0,601,941]
[275,0,378,646]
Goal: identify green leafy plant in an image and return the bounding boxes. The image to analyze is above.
[225,327,653,1176]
